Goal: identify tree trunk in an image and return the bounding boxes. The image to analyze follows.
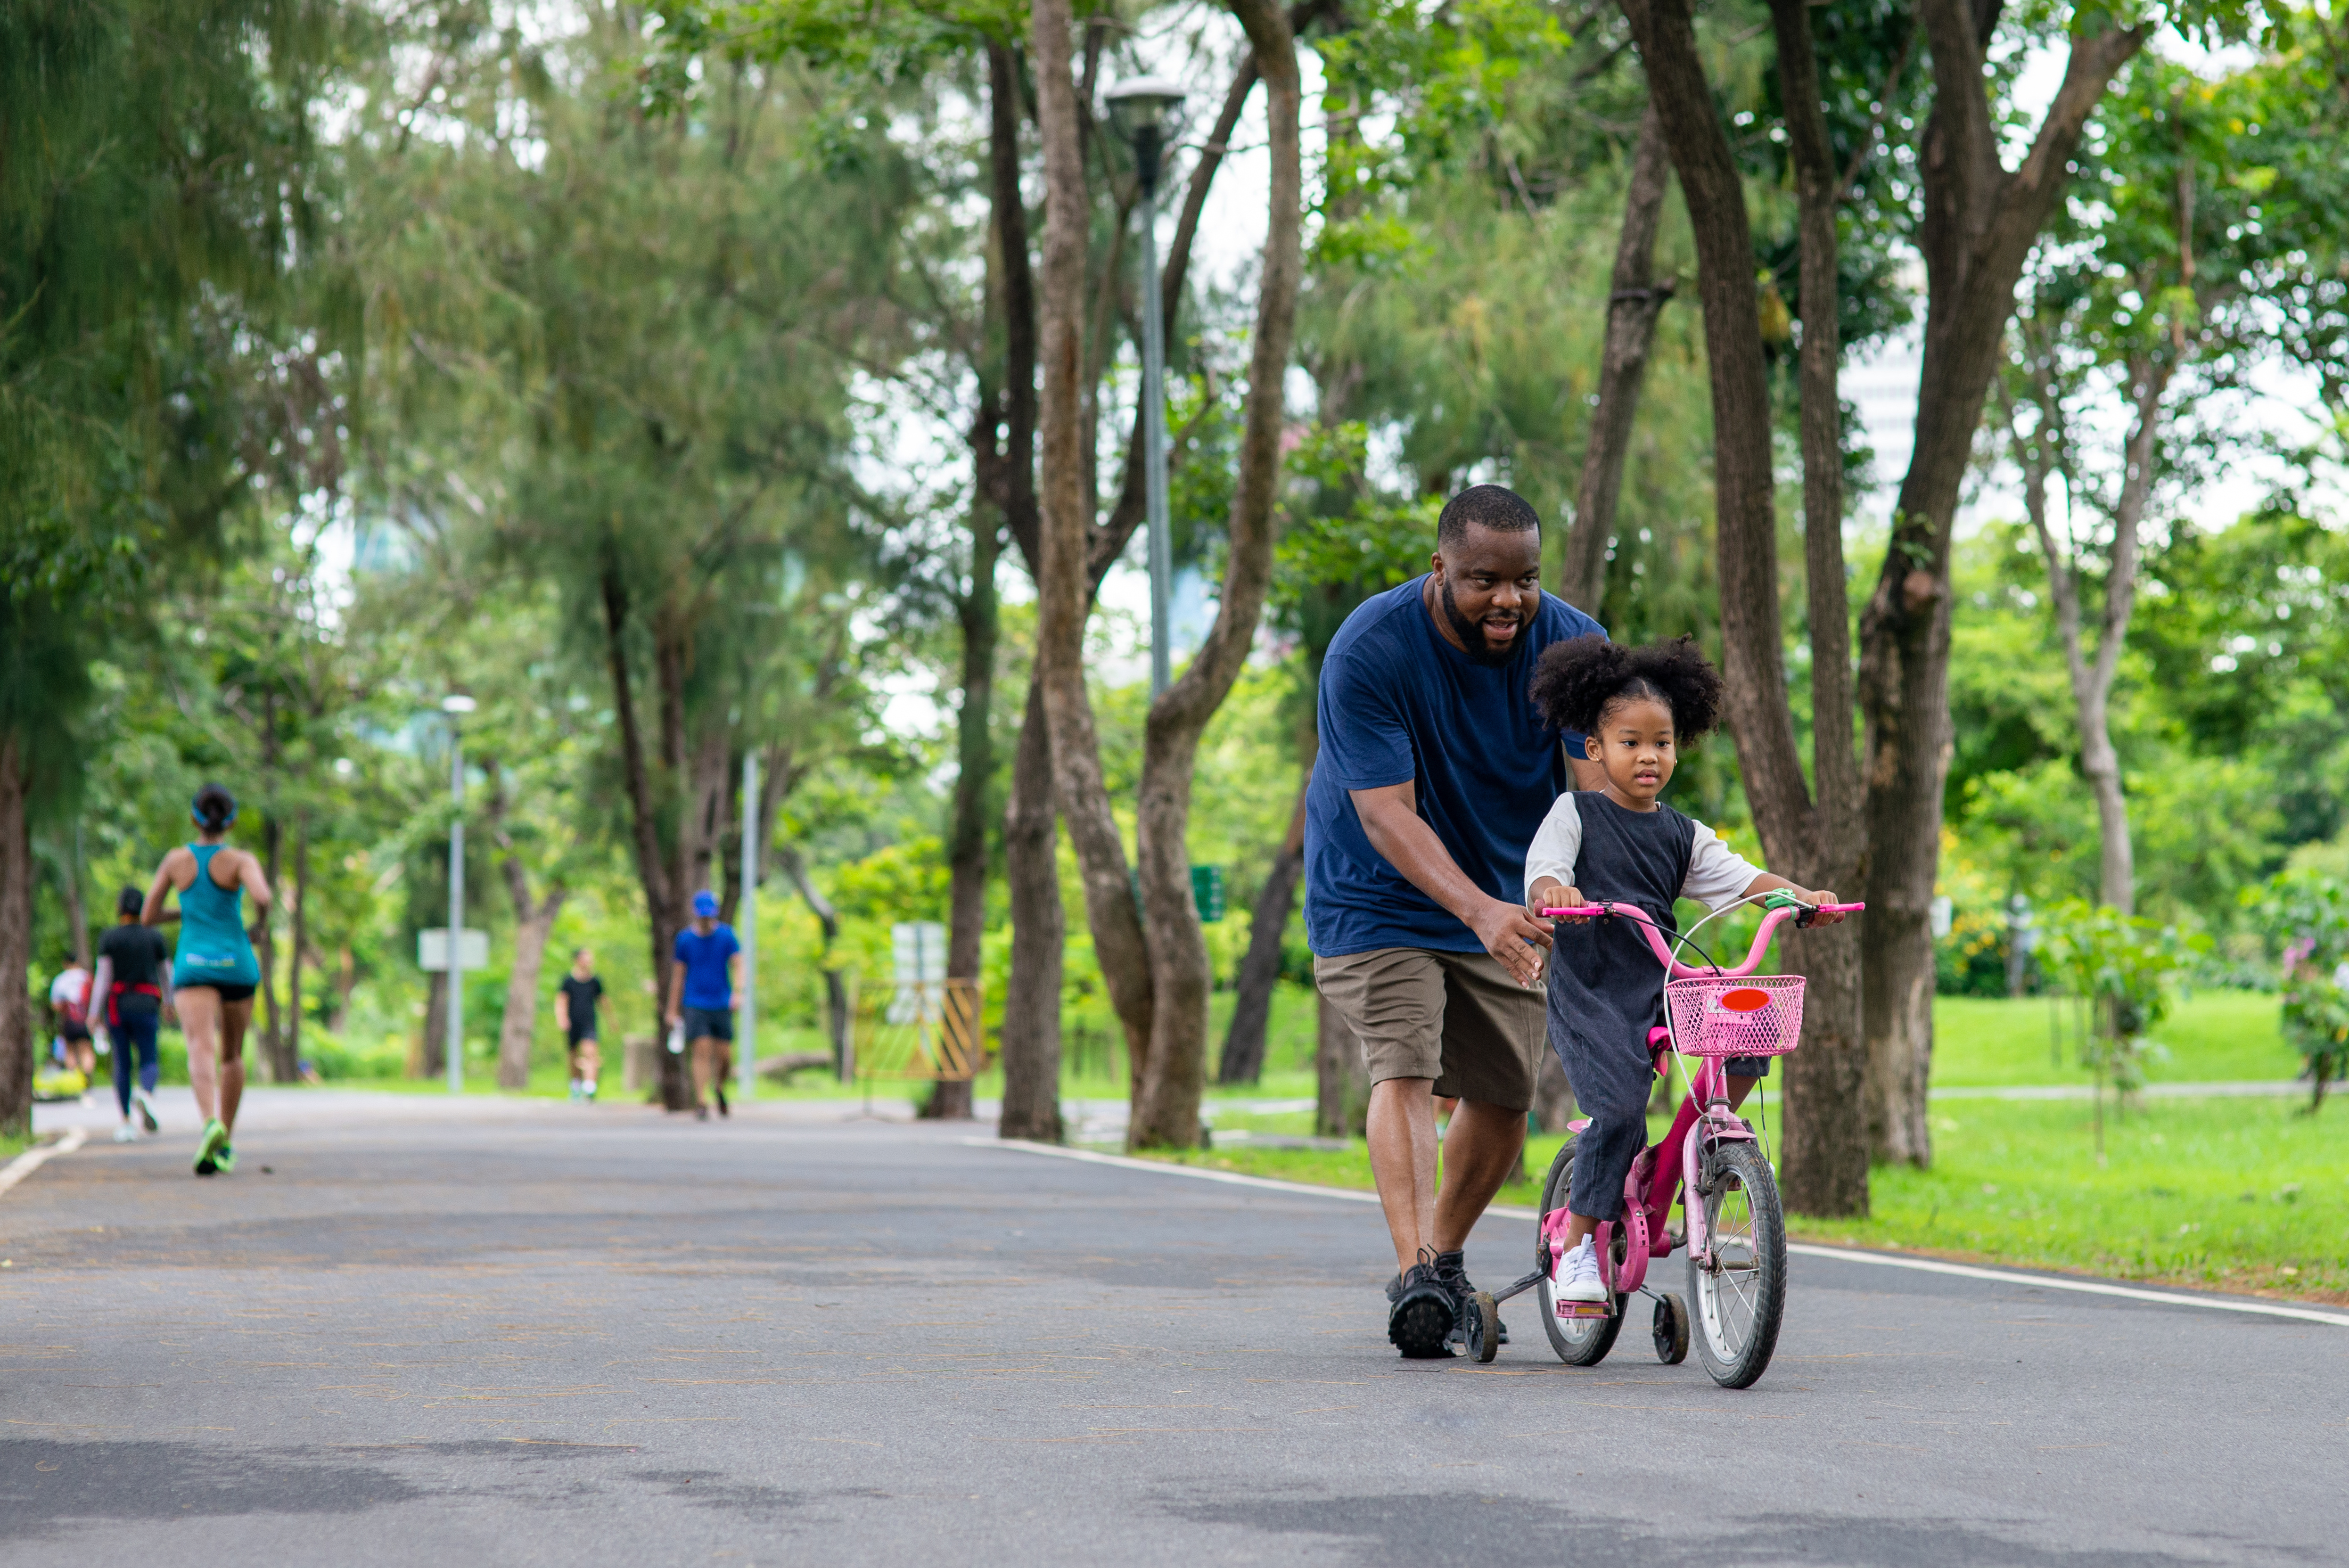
[56,831,90,970]
[1314,986,1367,1138]
[1626,0,1868,1212]
[0,737,32,1138]
[1533,1049,1577,1133]
[419,969,448,1080]
[256,721,293,1082]
[999,679,1066,1141]
[1765,0,1869,1217]
[776,844,851,1081]
[1856,1,2145,1166]
[289,816,308,1073]
[1218,760,1309,1086]
[1032,0,1152,1090]
[499,894,564,1091]
[2027,357,2168,917]
[1127,0,1301,1151]
[602,566,679,995]
[1561,101,1676,617]
[930,514,1000,1123]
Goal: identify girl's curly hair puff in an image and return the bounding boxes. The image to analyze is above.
[1528,634,1725,740]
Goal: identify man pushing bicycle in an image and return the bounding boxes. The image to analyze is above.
[1304,484,1607,1359]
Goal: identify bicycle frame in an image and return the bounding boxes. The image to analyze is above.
[1528,896,1864,1311]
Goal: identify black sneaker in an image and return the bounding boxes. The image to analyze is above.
[715,1084,729,1118]
[1433,1249,1508,1346]
[1388,1256,1456,1359]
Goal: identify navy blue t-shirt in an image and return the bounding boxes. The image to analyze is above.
[1305,578,1605,956]
[674,924,740,1010]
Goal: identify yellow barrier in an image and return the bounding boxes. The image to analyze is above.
[850,977,983,1084]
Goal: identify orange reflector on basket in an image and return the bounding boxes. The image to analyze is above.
[1719,987,1773,1013]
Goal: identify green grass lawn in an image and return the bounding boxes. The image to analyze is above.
[1933,990,2295,1087]
[1148,1093,2349,1304]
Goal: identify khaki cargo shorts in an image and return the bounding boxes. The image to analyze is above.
[1312,946,1545,1112]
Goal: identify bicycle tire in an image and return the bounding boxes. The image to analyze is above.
[1536,1136,1626,1366]
[1688,1140,1787,1388]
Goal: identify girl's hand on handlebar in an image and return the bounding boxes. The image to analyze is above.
[1801,889,1847,926]
[1527,878,1590,923]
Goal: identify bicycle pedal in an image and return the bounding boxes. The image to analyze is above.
[1551,1299,1611,1322]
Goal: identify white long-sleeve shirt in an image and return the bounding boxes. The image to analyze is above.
[1521,794,1762,911]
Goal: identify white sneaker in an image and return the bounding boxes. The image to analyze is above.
[134,1091,159,1133]
[1557,1237,1607,1303]
[114,1125,138,1143]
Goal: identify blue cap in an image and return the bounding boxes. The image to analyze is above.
[692,890,720,918]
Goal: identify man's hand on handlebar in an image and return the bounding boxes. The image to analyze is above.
[1526,877,1590,924]
[1471,896,1553,989]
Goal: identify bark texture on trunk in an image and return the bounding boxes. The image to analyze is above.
[289,818,308,1071]
[1032,0,1157,1084]
[0,738,31,1137]
[1857,0,2144,1166]
[1218,765,1309,1086]
[419,968,448,1080]
[1765,0,1867,1217]
[2021,358,2168,915]
[1561,101,1676,617]
[1622,0,1868,1212]
[931,514,999,1124]
[776,845,852,1081]
[1127,0,1302,1151]
[999,681,1066,1141]
[489,769,568,1094]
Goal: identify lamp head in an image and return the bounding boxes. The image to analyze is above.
[1104,77,1186,189]
[1104,76,1187,138]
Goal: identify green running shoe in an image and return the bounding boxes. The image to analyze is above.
[194,1117,228,1176]
[214,1141,236,1174]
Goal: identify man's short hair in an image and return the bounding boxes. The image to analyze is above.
[1436,484,1542,549]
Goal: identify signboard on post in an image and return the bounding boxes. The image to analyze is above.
[418,928,489,972]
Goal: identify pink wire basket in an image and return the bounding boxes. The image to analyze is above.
[1662,972,1807,1058]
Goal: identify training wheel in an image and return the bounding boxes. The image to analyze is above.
[1468,1292,1500,1363]
[1652,1291,1690,1364]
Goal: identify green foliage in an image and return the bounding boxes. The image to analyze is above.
[2245,868,2349,1106]
[2038,899,2208,1154]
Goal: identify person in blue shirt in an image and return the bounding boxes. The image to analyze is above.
[665,891,742,1121]
[1305,484,1608,1358]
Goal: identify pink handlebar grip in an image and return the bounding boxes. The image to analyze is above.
[1814,902,1866,913]
[1540,905,1609,919]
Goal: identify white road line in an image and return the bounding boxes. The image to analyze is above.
[973,1137,2349,1330]
[1783,1243,2349,1328]
[0,1126,88,1198]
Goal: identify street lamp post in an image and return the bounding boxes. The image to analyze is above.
[1106,77,1187,700]
[442,693,476,1094]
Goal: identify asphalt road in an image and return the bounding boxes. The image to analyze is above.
[4,1091,2343,1567]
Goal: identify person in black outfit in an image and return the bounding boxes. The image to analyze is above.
[554,948,605,1102]
[91,886,171,1141]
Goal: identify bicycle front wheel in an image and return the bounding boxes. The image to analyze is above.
[1687,1140,1787,1388]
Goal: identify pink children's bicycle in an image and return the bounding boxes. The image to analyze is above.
[1456,890,1862,1389]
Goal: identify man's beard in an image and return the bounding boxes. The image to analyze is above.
[1441,578,1527,667]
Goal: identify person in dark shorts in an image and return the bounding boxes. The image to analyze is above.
[665,891,740,1121]
[1304,484,1608,1358]
[49,962,95,1086]
[555,948,605,1102]
[91,886,171,1141]
[143,784,272,1175]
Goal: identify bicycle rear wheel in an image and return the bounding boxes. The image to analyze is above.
[1536,1136,1626,1366]
[1687,1140,1787,1388]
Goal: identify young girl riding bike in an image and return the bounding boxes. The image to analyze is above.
[1520,636,1846,1305]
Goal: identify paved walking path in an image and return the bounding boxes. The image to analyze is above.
[3,1094,2341,1565]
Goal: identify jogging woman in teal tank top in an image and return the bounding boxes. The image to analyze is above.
[142,785,272,1176]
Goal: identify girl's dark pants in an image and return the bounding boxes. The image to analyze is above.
[112,1010,161,1117]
